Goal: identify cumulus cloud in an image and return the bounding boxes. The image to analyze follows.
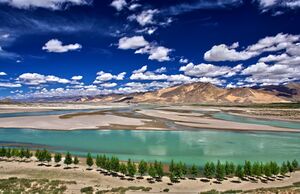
[204,44,257,62]
[93,71,126,84]
[42,39,82,53]
[154,67,167,73]
[71,75,83,81]
[179,58,189,64]
[17,73,70,85]
[110,0,127,11]
[118,36,149,50]
[242,62,300,85]
[0,0,90,10]
[179,63,243,77]
[118,36,172,62]
[133,65,147,74]
[135,45,172,62]
[204,33,300,62]
[0,82,21,88]
[0,72,7,76]
[100,82,117,88]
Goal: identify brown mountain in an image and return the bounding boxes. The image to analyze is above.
[80,82,294,104]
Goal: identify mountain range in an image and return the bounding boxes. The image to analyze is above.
[78,82,300,104]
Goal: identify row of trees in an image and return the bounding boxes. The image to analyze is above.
[86,153,164,178]
[0,147,32,159]
[0,147,299,181]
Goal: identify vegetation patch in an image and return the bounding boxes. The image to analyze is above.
[0,177,75,194]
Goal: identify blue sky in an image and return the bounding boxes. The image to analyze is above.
[0,0,300,99]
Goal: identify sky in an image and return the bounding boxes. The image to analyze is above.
[0,0,300,99]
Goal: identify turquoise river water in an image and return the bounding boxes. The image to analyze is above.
[0,109,299,165]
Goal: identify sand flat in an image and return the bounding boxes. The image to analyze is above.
[0,114,150,130]
[138,109,300,133]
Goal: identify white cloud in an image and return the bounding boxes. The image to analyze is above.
[110,0,127,11]
[93,71,126,84]
[17,73,70,85]
[133,65,147,74]
[242,62,300,85]
[179,63,243,77]
[179,58,189,64]
[129,9,159,26]
[0,72,7,76]
[128,3,140,10]
[118,36,149,50]
[0,82,21,88]
[135,45,172,62]
[42,39,82,53]
[204,43,257,61]
[258,53,290,62]
[0,0,89,10]
[71,75,83,81]
[100,82,117,88]
[204,33,300,62]
[154,67,167,73]
[256,0,300,10]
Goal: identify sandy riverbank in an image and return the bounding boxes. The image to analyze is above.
[137,109,300,133]
[1,159,300,193]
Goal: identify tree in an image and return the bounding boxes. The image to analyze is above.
[86,153,94,168]
[204,162,213,178]
[138,160,148,176]
[25,149,32,159]
[287,161,294,173]
[64,152,72,167]
[189,164,198,178]
[281,162,288,175]
[235,165,244,180]
[264,163,271,177]
[120,163,127,175]
[292,159,298,170]
[54,153,62,164]
[45,152,52,164]
[215,160,225,180]
[96,155,101,169]
[169,160,175,174]
[110,156,120,172]
[155,161,164,178]
[244,161,252,176]
[73,156,79,166]
[0,147,6,157]
[5,148,11,158]
[252,162,262,177]
[270,161,279,175]
[148,164,156,179]
[127,159,136,177]
[181,163,188,177]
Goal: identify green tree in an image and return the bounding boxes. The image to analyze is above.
[181,163,188,177]
[120,163,127,175]
[252,162,262,177]
[96,155,101,169]
[287,161,294,173]
[64,152,72,167]
[169,160,175,174]
[155,161,164,178]
[292,159,299,170]
[270,161,279,175]
[281,162,288,175]
[244,160,252,176]
[5,148,11,158]
[228,162,235,176]
[264,163,271,177]
[204,162,213,178]
[73,156,79,166]
[110,156,120,172]
[0,147,6,157]
[86,153,94,168]
[127,159,136,177]
[54,153,62,164]
[189,164,198,178]
[215,160,225,180]
[235,165,244,180]
[25,149,32,159]
[45,152,52,164]
[148,164,156,179]
[138,160,148,176]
